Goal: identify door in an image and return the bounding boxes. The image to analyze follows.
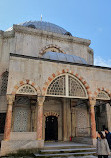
[45,116,58,141]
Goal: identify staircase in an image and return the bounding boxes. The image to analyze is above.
[34,142,96,157]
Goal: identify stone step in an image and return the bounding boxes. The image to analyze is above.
[34,151,96,157]
[41,147,96,154]
[44,145,93,150]
[44,142,93,150]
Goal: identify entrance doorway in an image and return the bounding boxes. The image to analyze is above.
[45,116,58,141]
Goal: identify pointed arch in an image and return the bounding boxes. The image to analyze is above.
[96,90,110,100]
[44,112,59,118]
[42,69,91,99]
[94,88,111,100]
[11,79,41,96]
[16,84,37,95]
[39,44,65,56]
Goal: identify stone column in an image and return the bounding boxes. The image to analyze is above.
[4,95,15,140]
[37,96,45,140]
[63,98,67,141]
[106,103,111,131]
[89,99,96,139]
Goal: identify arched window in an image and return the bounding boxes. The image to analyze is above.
[47,74,88,99]
[0,71,8,95]
[96,90,110,100]
[16,84,37,95]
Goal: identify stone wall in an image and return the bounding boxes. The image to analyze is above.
[0,25,93,66]
[7,56,111,97]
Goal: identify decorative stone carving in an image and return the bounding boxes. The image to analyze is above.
[44,112,59,117]
[15,96,30,105]
[13,108,30,132]
[76,108,88,136]
[16,84,37,95]
[47,75,66,96]
[37,96,45,106]
[97,90,110,100]
[68,76,87,97]
[7,95,15,105]
[47,74,88,99]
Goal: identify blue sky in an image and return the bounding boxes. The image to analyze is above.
[0,0,111,67]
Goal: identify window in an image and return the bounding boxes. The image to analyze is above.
[1,71,8,95]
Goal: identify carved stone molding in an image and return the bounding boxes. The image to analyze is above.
[37,96,45,106]
[89,99,96,107]
[7,95,15,105]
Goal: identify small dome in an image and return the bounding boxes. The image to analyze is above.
[6,21,71,35]
[42,52,87,64]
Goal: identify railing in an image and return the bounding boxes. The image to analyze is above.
[75,127,91,137]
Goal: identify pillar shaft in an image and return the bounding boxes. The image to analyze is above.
[63,98,67,141]
[4,95,15,140]
[89,99,96,139]
[37,96,45,140]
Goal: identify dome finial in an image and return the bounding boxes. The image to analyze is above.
[41,14,42,21]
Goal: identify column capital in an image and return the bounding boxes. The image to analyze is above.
[37,96,45,106]
[7,94,15,105]
[89,99,96,107]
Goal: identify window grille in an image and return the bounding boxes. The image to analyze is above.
[13,96,30,132]
[47,75,66,96]
[68,76,87,97]
[1,71,8,95]
[47,74,88,98]
[15,96,30,105]
[13,107,30,132]
[0,113,6,133]
[97,91,110,100]
[16,84,37,95]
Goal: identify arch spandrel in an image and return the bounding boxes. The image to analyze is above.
[16,84,37,95]
[96,90,110,100]
[46,74,88,99]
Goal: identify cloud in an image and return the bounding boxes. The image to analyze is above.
[94,56,111,67]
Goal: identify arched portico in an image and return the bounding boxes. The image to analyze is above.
[42,72,96,143]
[4,81,45,142]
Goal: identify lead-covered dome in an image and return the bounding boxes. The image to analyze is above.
[42,52,87,64]
[6,21,72,35]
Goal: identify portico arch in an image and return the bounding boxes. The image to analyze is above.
[42,70,92,141]
[42,69,91,99]
[11,82,39,134]
[11,79,41,96]
[46,74,88,99]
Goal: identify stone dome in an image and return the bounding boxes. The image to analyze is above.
[42,52,87,64]
[6,21,72,35]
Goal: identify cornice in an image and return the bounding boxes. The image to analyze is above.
[12,25,91,46]
[0,30,15,39]
[87,47,94,55]
[10,53,111,71]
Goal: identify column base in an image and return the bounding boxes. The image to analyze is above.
[1,139,44,156]
[92,138,97,147]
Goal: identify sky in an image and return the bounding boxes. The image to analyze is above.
[0,0,111,67]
